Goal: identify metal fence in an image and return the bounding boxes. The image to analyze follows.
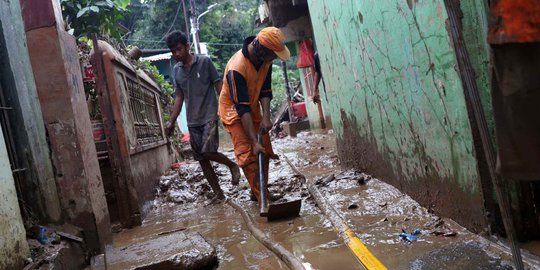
[125,75,163,146]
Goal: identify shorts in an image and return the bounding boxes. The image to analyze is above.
[188,120,219,161]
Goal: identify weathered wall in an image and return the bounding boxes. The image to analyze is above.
[0,124,30,270]
[0,0,62,223]
[307,0,491,232]
[96,41,173,224]
[21,0,112,252]
[131,146,174,216]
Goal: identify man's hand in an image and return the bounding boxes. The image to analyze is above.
[251,140,265,156]
[165,121,175,137]
[261,115,272,132]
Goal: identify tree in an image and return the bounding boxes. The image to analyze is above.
[127,0,259,72]
[128,0,188,49]
[61,0,130,39]
[197,0,259,72]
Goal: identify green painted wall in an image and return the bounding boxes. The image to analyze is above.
[0,124,30,269]
[307,0,492,231]
[0,0,62,223]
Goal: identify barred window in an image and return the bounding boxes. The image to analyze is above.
[125,75,163,146]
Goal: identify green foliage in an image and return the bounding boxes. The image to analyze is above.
[135,59,174,123]
[137,59,174,97]
[61,0,129,39]
[129,0,187,48]
[128,0,258,73]
[197,0,258,73]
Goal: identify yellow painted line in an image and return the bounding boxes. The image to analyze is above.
[343,229,387,270]
[282,154,387,270]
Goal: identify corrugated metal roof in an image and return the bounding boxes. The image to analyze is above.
[142,52,172,62]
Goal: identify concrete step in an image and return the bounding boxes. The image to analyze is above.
[106,231,217,270]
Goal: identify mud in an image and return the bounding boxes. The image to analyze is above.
[335,109,488,234]
[106,130,529,269]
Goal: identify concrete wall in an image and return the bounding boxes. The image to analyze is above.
[131,146,174,216]
[0,0,62,223]
[20,0,112,252]
[96,41,173,224]
[307,0,492,232]
[0,125,30,270]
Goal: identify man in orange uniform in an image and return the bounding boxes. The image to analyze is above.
[218,27,290,202]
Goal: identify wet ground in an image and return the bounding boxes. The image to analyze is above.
[107,130,540,269]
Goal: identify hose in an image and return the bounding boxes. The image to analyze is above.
[226,199,306,270]
[283,155,386,270]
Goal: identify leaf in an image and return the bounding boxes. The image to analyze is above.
[76,7,89,18]
[90,6,99,12]
[67,28,75,35]
[94,1,108,7]
[115,0,130,9]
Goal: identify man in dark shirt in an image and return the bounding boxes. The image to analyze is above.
[165,31,240,200]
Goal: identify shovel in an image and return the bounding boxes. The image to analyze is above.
[258,129,302,221]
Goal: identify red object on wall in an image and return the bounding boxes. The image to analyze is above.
[91,120,105,141]
[291,102,307,119]
[297,39,315,68]
[83,64,95,82]
[488,0,540,44]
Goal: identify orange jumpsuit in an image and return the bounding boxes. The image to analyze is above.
[218,40,274,201]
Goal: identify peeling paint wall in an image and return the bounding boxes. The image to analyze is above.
[95,41,174,225]
[0,125,30,269]
[21,0,112,252]
[0,0,62,224]
[307,0,492,231]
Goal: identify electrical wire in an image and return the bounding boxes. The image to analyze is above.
[157,1,183,44]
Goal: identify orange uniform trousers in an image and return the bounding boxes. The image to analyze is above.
[224,120,274,202]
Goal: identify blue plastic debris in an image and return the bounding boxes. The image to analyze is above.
[38,225,48,245]
[400,229,421,242]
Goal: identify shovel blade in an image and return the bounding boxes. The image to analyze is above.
[267,199,302,222]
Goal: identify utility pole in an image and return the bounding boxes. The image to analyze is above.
[181,0,190,40]
[281,61,294,123]
[189,1,219,55]
[189,0,201,54]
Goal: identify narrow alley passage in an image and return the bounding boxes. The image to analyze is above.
[2,0,540,269]
[106,131,534,269]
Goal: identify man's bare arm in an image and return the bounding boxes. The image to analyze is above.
[214,80,223,96]
[166,90,184,136]
[259,97,272,131]
[240,112,265,155]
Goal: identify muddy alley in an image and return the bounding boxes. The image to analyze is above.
[4,0,540,269]
[105,131,537,269]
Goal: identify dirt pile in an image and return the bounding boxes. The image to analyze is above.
[157,163,213,204]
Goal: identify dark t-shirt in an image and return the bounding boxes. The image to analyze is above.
[173,55,220,127]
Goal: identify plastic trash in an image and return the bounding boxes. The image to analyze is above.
[38,226,48,245]
[399,228,421,242]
